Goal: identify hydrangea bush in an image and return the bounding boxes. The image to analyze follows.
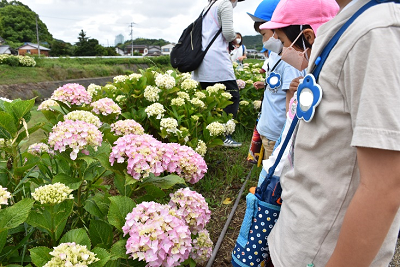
[0,63,266,266]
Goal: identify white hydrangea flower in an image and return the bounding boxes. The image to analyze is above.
[128,73,142,80]
[0,186,11,208]
[0,97,12,103]
[65,111,101,128]
[221,92,232,99]
[177,91,190,100]
[190,98,205,108]
[194,91,206,99]
[143,85,161,102]
[38,99,60,111]
[171,97,185,106]
[28,143,52,156]
[239,100,250,106]
[155,73,176,89]
[104,84,117,91]
[253,100,262,110]
[225,119,236,135]
[206,86,219,95]
[191,115,200,121]
[206,122,225,136]
[31,183,74,205]
[113,75,128,83]
[160,118,179,134]
[166,69,174,75]
[43,242,99,267]
[179,73,192,81]
[213,83,226,90]
[195,140,207,157]
[181,78,199,91]
[115,94,127,105]
[145,103,165,119]
[87,84,101,97]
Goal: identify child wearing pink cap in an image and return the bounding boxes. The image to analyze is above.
[259,0,400,266]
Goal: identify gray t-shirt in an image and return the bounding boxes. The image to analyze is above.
[269,1,400,266]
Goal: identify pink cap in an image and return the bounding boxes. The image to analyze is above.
[259,0,339,34]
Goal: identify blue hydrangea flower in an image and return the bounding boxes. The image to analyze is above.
[296,74,322,122]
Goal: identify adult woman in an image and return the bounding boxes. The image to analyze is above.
[192,0,245,147]
[230,32,247,64]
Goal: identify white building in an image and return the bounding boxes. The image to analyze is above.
[161,43,175,55]
[115,34,124,46]
[0,45,12,55]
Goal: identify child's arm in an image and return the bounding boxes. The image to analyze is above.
[326,147,400,267]
[286,76,303,112]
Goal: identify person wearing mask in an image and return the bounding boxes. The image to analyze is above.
[230,32,247,65]
[193,0,244,147]
[247,0,305,159]
[261,0,400,266]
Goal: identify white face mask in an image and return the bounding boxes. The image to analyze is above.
[236,38,241,44]
[263,32,283,54]
[232,0,238,8]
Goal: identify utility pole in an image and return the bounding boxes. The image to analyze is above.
[36,15,40,56]
[129,22,136,56]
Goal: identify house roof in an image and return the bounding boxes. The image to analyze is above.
[18,42,50,51]
[0,45,11,54]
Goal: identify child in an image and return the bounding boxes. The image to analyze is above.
[259,0,400,266]
[247,0,305,160]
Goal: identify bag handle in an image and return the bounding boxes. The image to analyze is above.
[257,0,399,199]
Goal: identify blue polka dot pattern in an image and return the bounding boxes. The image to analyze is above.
[232,193,281,267]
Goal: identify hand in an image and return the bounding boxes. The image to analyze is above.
[289,76,303,95]
[253,81,264,90]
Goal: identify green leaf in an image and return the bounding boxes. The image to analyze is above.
[53,173,82,190]
[29,246,52,267]
[107,196,136,231]
[0,198,34,230]
[26,200,73,241]
[84,193,111,219]
[0,111,17,136]
[59,228,91,249]
[89,220,113,249]
[0,229,7,254]
[0,126,11,139]
[9,99,35,121]
[138,174,185,190]
[15,122,45,144]
[110,240,128,260]
[91,247,111,267]
[144,185,166,199]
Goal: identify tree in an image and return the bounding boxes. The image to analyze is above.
[49,40,73,56]
[74,30,106,56]
[0,2,53,43]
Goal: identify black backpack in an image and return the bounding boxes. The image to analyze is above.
[170,1,222,73]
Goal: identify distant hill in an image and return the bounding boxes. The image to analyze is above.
[242,35,263,51]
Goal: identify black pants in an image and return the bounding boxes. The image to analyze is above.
[200,80,240,118]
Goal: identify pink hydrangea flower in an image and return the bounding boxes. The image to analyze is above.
[109,134,164,180]
[190,229,213,264]
[236,79,246,89]
[90,98,121,116]
[110,119,144,136]
[169,188,211,234]
[48,120,103,160]
[162,143,208,184]
[51,83,91,106]
[123,201,192,267]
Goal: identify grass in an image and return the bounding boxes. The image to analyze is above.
[0,56,171,85]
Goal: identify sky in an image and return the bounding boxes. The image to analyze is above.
[18,0,262,47]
